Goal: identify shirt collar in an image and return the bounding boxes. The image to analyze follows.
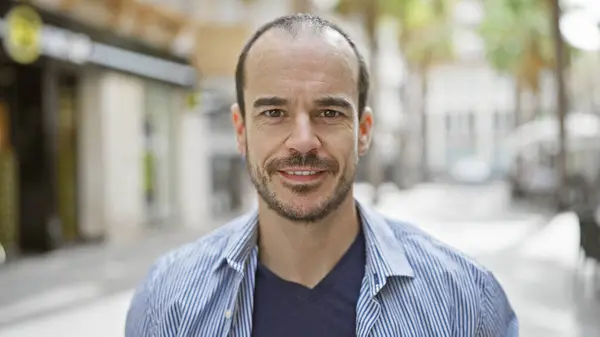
[219,200,415,284]
[356,201,415,295]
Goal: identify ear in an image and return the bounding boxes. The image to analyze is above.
[358,106,373,156]
[231,103,247,156]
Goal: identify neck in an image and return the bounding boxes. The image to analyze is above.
[257,193,360,288]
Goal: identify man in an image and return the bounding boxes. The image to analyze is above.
[126,14,518,336]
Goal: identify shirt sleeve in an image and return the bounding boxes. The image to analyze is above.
[125,268,159,337]
[476,270,519,337]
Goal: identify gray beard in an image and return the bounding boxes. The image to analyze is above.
[247,158,354,223]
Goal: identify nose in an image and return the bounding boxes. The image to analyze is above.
[285,113,321,154]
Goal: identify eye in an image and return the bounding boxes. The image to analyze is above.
[320,110,343,118]
[262,109,284,118]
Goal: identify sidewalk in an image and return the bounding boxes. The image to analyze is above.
[372,184,600,336]
[0,214,238,328]
[479,212,600,337]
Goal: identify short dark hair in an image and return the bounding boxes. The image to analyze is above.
[234,13,370,119]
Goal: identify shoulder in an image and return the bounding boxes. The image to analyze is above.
[378,217,517,334]
[126,214,252,325]
[383,216,509,307]
[145,214,249,294]
[126,215,249,336]
[387,217,492,281]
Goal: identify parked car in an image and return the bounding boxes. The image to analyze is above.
[508,147,600,210]
[449,156,493,184]
[505,112,600,211]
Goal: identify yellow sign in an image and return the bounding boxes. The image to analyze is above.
[3,5,43,64]
[186,92,200,109]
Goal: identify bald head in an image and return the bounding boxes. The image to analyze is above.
[234,14,370,119]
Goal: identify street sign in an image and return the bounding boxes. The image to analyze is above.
[3,5,43,64]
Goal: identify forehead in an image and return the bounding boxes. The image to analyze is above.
[244,28,359,102]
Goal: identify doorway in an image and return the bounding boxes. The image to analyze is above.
[0,60,81,254]
[10,63,56,252]
[56,72,79,243]
[0,96,18,255]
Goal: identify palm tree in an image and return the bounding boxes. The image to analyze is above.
[550,0,569,207]
[336,0,455,183]
[479,0,555,193]
[479,0,556,127]
[480,0,571,204]
[395,0,454,182]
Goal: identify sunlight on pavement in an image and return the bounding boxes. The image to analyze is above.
[0,291,133,337]
[0,283,103,326]
[518,212,580,270]
[516,300,579,337]
[430,218,544,256]
[374,188,544,257]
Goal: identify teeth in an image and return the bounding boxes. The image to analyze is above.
[285,171,318,176]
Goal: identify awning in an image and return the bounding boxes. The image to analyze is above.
[27,0,194,58]
[0,2,198,87]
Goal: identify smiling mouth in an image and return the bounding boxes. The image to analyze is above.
[278,169,326,182]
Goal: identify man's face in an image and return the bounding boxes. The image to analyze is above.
[232,29,373,222]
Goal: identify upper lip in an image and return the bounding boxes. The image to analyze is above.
[279,168,325,172]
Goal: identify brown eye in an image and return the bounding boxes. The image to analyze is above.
[263,109,284,118]
[320,110,342,118]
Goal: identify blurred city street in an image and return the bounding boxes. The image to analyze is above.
[1,183,599,336]
[1,0,600,335]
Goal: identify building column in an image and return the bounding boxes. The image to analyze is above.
[78,68,105,240]
[100,71,145,242]
[177,102,212,231]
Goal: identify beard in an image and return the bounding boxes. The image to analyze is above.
[246,149,354,223]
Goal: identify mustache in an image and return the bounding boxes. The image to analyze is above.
[265,152,339,175]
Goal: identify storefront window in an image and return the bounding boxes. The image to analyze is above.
[143,82,177,226]
[210,154,244,217]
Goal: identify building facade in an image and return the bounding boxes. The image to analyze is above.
[0,0,200,256]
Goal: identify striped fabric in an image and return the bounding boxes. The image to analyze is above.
[126,201,518,336]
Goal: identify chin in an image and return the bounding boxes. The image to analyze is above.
[254,173,354,223]
[271,200,334,223]
[270,189,349,223]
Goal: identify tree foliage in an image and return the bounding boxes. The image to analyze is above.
[335,0,455,70]
[478,0,556,93]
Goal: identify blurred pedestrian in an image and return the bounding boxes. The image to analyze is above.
[126,13,518,337]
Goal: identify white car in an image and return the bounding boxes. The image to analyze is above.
[450,157,492,184]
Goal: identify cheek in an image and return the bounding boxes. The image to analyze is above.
[321,127,358,164]
[246,130,281,165]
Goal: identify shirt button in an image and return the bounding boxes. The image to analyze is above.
[224,309,233,319]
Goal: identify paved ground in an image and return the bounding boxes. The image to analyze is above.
[373,183,600,337]
[0,215,233,328]
[0,183,599,336]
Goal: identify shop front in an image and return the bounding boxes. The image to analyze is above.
[0,1,197,257]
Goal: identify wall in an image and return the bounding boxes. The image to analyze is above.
[102,72,145,241]
[424,62,555,175]
[78,68,105,240]
[177,104,213,230]
[79,70,145,243]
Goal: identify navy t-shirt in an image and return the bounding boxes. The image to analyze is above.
[251,230,366,337]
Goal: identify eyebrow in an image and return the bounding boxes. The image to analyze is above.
[314,96,353,110]
[251,95,354,111]
[253,96,288,108]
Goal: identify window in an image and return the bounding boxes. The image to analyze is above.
[143,83,177,226]
[468,112,475,135]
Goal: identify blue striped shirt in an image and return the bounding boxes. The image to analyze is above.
[126,202,518,336]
